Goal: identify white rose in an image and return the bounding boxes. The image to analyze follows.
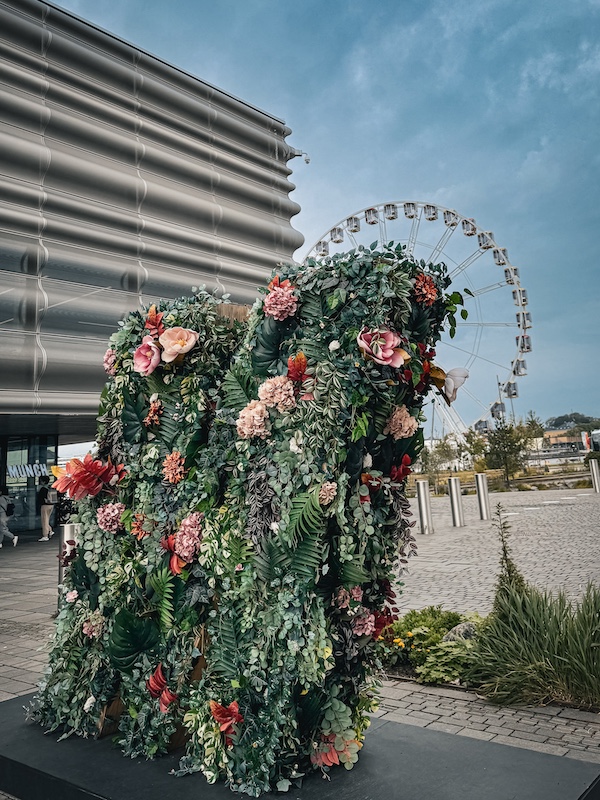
[328,340,341,351]
[83,695,96,713]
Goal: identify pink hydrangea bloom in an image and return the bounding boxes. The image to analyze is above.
[258,376,296,412]
[133,335,161,376]
[96,502,126,533]
[236,400,270,439]
[350,586,363,602]
[383,405,419,440]
[159,327,199,363]
[103,348,117,376]
[356,327,409,368]
[263,286,298,321]
[65,590,78,603]
[174,512,203,562]
[352,609,376,637]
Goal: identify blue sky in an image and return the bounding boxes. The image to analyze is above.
[55,0,600,426]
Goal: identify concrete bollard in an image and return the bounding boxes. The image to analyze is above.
[590,459,600,493]
[448,477,465,527]
[475,472,491,520]
[416,479,434,535]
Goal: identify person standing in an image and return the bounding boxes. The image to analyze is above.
[0,486,18,548]
[37,476,55,542]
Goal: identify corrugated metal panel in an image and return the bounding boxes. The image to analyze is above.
[0,0,304,421]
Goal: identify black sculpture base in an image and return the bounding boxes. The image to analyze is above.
[1,696,599,800]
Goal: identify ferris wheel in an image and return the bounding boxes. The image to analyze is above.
[302,201,531,434]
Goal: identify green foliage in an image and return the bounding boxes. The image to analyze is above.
[485,421,526,486]
[380,606,465,670]
[221,366,257,411]
[251,315,290,376]
[466,583,600,709]
[107,609,160,674]
[121,387,147,445]
[416,639,476,684]
[148,566,176,632]
[287,488,326,547]
[69,554,101,610]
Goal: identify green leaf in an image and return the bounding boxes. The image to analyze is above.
[288,488,326,548]
[148,566,176,632]
[460,308,469,320]
[253,536,291,582]
[107,609,160,674]
[121,388,146,445]
[222,366,256,412]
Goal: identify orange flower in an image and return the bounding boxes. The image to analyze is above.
[51,454,125,500]
[162,451,186,484]
[287,352,308,382]
[143,399,163,427]
[131,513,150,541]
[144,304,165,337]
[414,274,438,306]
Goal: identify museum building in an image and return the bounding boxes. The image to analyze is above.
[0,0,304,528]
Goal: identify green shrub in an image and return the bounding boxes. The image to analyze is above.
[416,639,476,684]
[380,606,465,670]
[466,582,600,709]
[574,479,592,489]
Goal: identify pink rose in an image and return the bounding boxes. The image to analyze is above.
[133,335,161,376]
[65,590,78,603]
[158,328,199,363]
[356,327,410,368]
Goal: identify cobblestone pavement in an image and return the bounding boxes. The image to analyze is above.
[400,488,600,614]
[0,487,598,791]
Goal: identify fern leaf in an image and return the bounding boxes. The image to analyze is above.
[222,367,256,412]
[149,566,175,632]
[288,488,326,548]
[254,537,291,583]
[290,533,326,581]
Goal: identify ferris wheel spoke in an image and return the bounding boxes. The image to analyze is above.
[449,249,485,279]
[440,339,510,371]
[471,282,508,296]
[429,224,457,263]
[406,207,422,255]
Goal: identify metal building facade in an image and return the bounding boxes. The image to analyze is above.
[0,0,304,439]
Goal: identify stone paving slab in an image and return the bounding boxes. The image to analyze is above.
[378,678,600,763]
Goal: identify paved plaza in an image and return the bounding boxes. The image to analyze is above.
[0,487,599,800]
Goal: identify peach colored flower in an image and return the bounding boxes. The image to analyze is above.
[143,399,163,427]
[258,376,296,412]
[133,335,161,376]
[383,405,419,440]
[318,481,337,506]
[357,327,410,368]
[103,348,117,376]
[158,327,199,363]
[162,451,186,484]
[236,400,270,439]
[414,273,438,306]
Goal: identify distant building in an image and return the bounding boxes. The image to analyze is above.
[0,0,303,524]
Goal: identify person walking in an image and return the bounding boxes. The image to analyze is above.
[0,486,18,548]
[37,476,55,542]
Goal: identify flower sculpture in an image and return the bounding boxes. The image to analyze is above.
[35,248,467,795]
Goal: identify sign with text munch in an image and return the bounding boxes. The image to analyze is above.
[7,463,50,478]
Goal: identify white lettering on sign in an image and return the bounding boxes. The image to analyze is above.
[7,464,50,478]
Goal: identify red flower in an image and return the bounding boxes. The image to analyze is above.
[147,663,168,698]
[51,455,125,501]
[159,687,178,713]
[373,608,396,639]
[144,304,165,337]
[361,473,382,492]
[390,455,412,482]
[267,275,293,291]
[209,700,244,746]
[287,352,308,382]
[414,274,438,306]
[160,534,187,576]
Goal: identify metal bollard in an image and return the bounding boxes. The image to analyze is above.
[448,477,465,527]
[416,479,434,535]
[56,523,80,612]
[590,459,600,493]
[475,473,491,520]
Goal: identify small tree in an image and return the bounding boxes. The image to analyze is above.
[464,428,488,469]
[485,421,525,487]
[422,436,456,494]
